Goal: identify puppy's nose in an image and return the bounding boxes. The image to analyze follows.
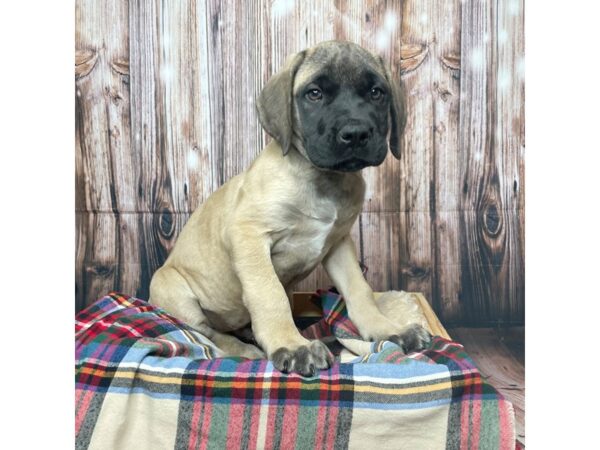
[337,124,371,147]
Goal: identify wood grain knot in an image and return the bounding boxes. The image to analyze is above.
[441,53,461,71]
[482,204,502,237]
[111,60,130,85]
[158,208,174,239]
[85,264,114,277]
[75,49,98,79]
[434,83,453,102]
[111,60,129,76]
[105,87,124,105]
[401,265,430,280]
[400,44,428,74]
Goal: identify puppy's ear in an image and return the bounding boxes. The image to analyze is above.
[379,58,407,159]
[257,51,306,155]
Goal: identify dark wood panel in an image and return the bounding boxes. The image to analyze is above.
[428,0,463,321]
[496,0,525,326]
[75,209,89,312]
[75,0,135,310]
[75,0,134,213]
[128,0,171,294]
[76,212,191,307]
[381,1,437,310]
[76,212,119,309]
[360,212,403,292]
[204,0,271,184]
[432,211,463,322]
[457,0,524,326]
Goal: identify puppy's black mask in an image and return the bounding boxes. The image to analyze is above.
[296,64,391,172]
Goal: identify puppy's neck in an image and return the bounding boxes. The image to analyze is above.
[271,142,366,207]
[282,142,364,185]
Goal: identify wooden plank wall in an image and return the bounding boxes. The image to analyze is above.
[75,0,524,326]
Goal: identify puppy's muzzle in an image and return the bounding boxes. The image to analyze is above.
[337,123,373,148]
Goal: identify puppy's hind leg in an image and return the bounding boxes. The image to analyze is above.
[149,266,265,359]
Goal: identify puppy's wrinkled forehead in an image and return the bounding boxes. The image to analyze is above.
[293,42,385,93]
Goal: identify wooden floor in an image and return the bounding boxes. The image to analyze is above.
[447,327,525,448]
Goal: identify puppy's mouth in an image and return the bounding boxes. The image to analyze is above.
[328,158,371,172]
[301,140,388,173]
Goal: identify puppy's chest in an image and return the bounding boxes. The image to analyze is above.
[270,203,357,283]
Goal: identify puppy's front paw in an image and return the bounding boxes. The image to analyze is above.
[271,340,334,376]
[388,323,432,354]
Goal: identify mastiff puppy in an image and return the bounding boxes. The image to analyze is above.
[149,41,431,376]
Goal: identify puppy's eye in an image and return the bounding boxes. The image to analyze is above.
[370,87,384,101]
[305,88,323,102]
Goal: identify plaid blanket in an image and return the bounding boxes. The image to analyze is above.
[75,292,515,450]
